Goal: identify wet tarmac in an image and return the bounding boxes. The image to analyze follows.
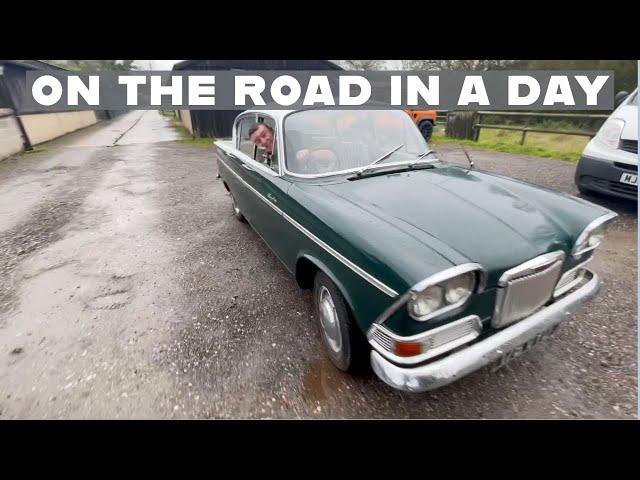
[0,111,636,418]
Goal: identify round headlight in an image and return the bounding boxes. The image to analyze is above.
[408,285,444,319]
[444,272,475,304]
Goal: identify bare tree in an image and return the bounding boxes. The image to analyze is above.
[408,59,515,71]
[336,60,385,70]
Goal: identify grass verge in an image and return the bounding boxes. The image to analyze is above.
[160,111,215,148]
[175,136,216,148]
[430,126,585,163]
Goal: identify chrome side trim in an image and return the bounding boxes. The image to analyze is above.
[282,212,399,297]
[217,156,283,216]
[572,211,618,256]
[217,155,399,298]
[216,138,280,178]
[371,263,486,326]
[371,269,600,392]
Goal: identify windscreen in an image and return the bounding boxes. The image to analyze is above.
[284,109,429,176]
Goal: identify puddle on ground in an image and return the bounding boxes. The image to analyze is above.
[301,356,351,405]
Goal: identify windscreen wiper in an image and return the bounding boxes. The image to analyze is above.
[356,144,405,176]
[349,160,435,180]
[407,150,438,167]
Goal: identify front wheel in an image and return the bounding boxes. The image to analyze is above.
[230,193,246,222]
[418,120,434,142]
[313,271,368,372]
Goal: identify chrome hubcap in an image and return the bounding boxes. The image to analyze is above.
[231,196,240,215]
[318,286,342,354]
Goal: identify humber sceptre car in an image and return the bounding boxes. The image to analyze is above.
[214,107,617,392]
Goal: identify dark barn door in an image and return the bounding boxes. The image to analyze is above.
[191,110,239,138]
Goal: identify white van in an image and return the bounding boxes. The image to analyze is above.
[575,89,638,201]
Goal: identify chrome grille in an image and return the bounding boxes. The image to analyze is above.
[556,269,580,290]
[422,318,479,350]
[554,266,587,298]
[372,327,394,352]
[493,252,564,328]
[369,316,482,364]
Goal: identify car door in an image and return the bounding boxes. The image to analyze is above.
[231,114,295,269]
[218,113,265,226]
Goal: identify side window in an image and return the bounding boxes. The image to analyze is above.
[237,116,257,159]
[255,116,279,173]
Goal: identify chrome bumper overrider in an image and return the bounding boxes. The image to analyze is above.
[370,269,600,392]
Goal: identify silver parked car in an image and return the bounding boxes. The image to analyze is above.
[575,89,638,201]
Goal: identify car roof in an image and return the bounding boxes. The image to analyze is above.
[242,101,403,120]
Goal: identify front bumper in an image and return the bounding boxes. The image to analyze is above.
[370,269,600,392]
[575,155,637,201]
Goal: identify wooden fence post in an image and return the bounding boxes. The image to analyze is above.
[520,129,527,145]
[473,112,480,141]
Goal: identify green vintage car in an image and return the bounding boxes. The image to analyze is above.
[214,107,617,392]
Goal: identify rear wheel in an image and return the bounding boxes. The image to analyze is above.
[230,193,246,222]
[313,271,368,372]
[418,120,434,142]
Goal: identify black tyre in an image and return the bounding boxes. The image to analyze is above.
[230,193,246,222]
[418,120,434,142]
[313,271,368,372]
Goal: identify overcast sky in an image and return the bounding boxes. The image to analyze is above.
[133,60,183,70]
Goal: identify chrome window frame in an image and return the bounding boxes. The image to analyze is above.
[278,109,433,179]
[233,112,282,177]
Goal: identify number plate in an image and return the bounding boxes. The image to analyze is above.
[491,325,559,372]
[619,172,637,186]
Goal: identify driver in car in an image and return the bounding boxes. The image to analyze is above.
[249,123,337,174]
[248,123,278,165]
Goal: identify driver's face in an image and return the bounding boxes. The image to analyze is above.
[250,125,274,153]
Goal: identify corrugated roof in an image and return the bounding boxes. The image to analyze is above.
[0,60,68,71]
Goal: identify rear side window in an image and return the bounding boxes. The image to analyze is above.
[237,115,257,158]
[236,114,280,174]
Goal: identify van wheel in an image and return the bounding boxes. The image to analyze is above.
[230,194,246,222]
[577,184,594,197]
[418,120,434,142]
[313,271,368,372]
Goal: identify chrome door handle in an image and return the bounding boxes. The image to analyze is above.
[241,163,254,171]
[227,152,238,160]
